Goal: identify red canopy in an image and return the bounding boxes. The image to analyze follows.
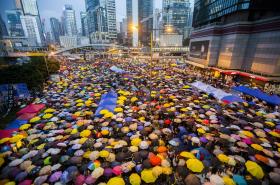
[0,129,18,139]
[17,104,45,116]
[17,113,37,120]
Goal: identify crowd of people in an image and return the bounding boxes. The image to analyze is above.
[0,57,280,185]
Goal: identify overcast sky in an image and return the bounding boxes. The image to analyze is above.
[0,0,194,33]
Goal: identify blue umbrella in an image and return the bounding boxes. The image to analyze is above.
[233,175,247,185]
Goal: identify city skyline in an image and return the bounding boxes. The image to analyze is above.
[0,0,194,34]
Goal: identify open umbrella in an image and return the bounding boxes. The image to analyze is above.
[186,159,204,173]
[245,160,264,179]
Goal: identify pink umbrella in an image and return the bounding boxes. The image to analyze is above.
[242,138,253,145]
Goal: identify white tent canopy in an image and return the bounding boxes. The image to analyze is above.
[191,81,232,100]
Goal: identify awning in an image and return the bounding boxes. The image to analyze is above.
[233,86,280,105]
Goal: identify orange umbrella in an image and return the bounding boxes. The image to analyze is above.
[255,154,269,164]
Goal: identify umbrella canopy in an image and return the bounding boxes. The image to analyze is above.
[245,161,264,179]
[186,159,204,173]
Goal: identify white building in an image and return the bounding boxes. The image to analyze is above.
[106,0,117,40]
[78,36,90,45]
[62,5,78,36]
[59,36,90,48]
[21,0,39,16]
[20,15,42,46]
[59,36,78,48]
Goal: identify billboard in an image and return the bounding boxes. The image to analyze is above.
[189,40,210,59]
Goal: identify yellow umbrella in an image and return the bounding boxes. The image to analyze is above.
[75,99,83,103]
[30,116,40,123]
[99,150,109,158]
[79,138,88,144]
[131,138,142,147]
[104,112,114,118]
[0,138,10,144]
[141,169,157,183]
[9,134,24,143]
[76,103,84,107]
[180,151,196,159]
[217,154,229,163]
[129,173,141,185]
[269,131,280,138]
[131,97,138,102]
[186,159,204,173]
[101,130,109,136]
[19,124,31,131]
[100,109,109,115]
[182,85,190,89]
[44,108,56,113]
[245,160,264,179]
[223,176,236,185]
[107,177,125,185]
[71,129,78,135]
[241,131,254,138]
[80,130,91,138]
[0,157,4,167]
[114,107,123,113]
[43,113,53,119]
[197,128,206,134]
[251,144,263,151]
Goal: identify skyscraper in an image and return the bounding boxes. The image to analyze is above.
[189,0,280,76]
[20,15,42,46]
[138,0,153,46]
[126,0,153,47]
[19,0,45,46]
[50,17,64,44]
[0,15,8,38]
[85,0,117,41]
[62,4,78,36]
[80,12,89,37]
[162,0,192,36]
[21,0,39,16]
[6,9,25,37]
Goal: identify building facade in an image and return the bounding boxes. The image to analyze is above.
[162,0,192,36]
[5,10,25,37]
[126,0,153,47]
[0,15,8,38]
[138,0,153,46]
[62,4,78,36]
[80,12,89,37]
[85,0,117,42]
[20,15,42,46]
[21,0,39,16]
[50,17,64,44]
[189,0,280,76]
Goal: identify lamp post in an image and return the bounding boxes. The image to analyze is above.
[130,24,174,100]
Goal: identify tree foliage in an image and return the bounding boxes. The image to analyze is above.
[0,56,60,91]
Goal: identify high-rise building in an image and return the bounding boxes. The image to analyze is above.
[62,4,78,36]
[0,15,8,38]
[20,15,42,46]
[85,0,117,42]
[6,10,25,37]
[189,0,280,77]
[126,0,153,47]
[50,17,64,44]
[162,0,192,36]
[80,12,89,37]
[21,0,39,16]
[18,0,45,46]
[138,0,153,46]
